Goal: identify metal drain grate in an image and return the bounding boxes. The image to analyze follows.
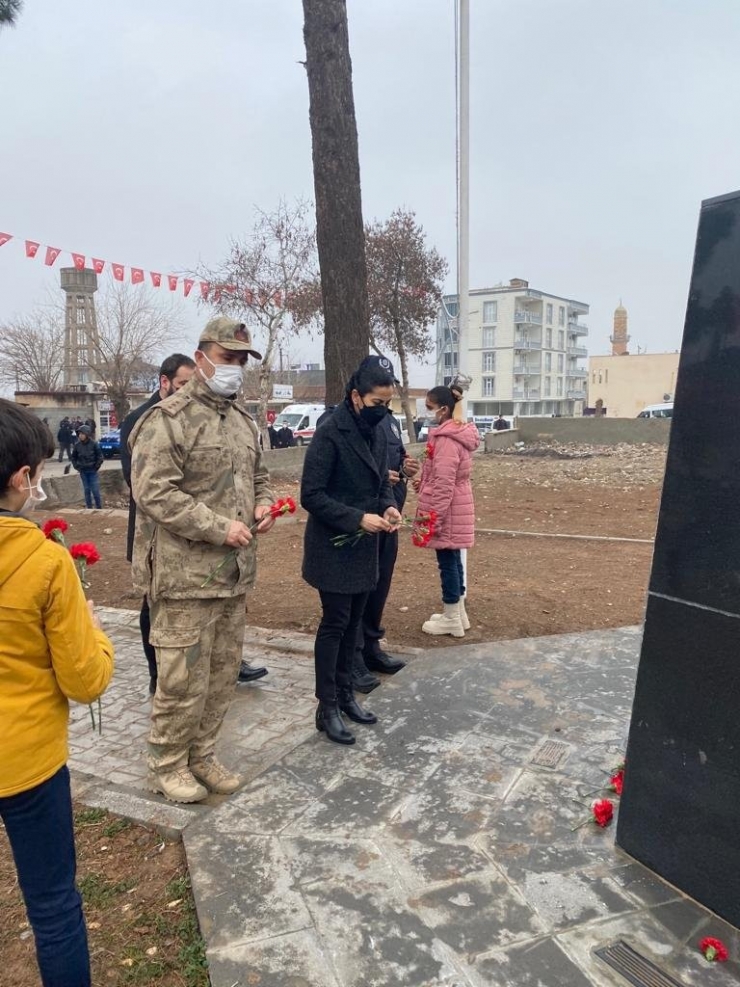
[531,740,568,768]
[595,941,686,987]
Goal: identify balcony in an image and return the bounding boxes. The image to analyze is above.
[514,310,543,325]
[513,364,542,375]
[567,389,586,400]
[514,338,543,351]
[567,344,588,357]
[568,320,588,336]
[513,389,541,400]
[568,368,588,380]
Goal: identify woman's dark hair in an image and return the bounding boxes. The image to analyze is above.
[0,399,55,493]
[345,365,395,399]
[427,385,462,416]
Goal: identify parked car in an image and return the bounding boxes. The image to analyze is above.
[637,403,673,419]
[99,429,121,458]
[272,404,325,446]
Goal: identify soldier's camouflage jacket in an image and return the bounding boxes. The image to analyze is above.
[129,374,273,601]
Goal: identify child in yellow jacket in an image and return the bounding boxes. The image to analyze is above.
[0,399,114,987]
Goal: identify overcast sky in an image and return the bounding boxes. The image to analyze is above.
[2,0,739,385]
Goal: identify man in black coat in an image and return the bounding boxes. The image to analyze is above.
[57,418,75,461]
[70,425,104,508]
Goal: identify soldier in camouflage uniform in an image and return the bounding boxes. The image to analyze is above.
[129,317,275,803]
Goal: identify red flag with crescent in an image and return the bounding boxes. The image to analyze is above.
[199,282,210,300]
[167,275,178,291]
[183,278,194,298]
[44,247,62,267]
[25,240,40,258]
[131,268,144,284]
[112,263,125,282]
[72,253,86,269]
[0,233,12,248]
[92,258,105,274]
[150,272,161,287]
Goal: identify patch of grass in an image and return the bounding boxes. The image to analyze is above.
[78,872,136,908]
[75,807,107,826]
[166,874,209,987]
[102,818,131,838]
[120,950,167,984]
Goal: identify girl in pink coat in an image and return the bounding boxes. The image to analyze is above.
[416,386,480,637]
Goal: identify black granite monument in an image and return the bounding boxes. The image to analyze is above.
[617,189,740,928]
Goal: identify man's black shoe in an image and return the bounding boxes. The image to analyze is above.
[63,464,71,475]
[364,651,406,675]
[351,652,380,694]
[238,661,268,683]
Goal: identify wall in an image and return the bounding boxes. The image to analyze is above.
[483,429,520,452]
[587,352,680,417]
[44,468,129,508]
[514,416,671,446]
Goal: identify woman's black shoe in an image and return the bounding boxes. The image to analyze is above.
[338,688,378,725]
[315,702,356,745]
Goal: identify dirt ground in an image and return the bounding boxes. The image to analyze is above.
[0,807,207,987]
[39,442,667,649]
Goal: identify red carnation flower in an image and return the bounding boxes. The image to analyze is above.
[42,518,68,540]
[592,798,614,827]
[609,769,624,795]
[700,938,728,963]
[425,441,434,460]
[69,542,101,566]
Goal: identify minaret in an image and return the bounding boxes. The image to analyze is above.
[61,267,103,389]
[610,301,630,356]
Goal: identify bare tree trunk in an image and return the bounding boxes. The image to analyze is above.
[394,327,416,442]
[303,0,370,404]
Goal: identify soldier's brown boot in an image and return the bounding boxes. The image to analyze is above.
[148,767,208,804]
[190,756,242,795]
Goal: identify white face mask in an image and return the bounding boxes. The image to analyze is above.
[426,406,442,423]
[20,474,47,515]
[202,353,245,397]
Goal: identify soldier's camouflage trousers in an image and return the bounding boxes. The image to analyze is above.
[147,595,247,773]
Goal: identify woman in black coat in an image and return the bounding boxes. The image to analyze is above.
[301,360,401,745]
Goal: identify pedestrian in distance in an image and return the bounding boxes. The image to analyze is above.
[120,354,196,696]
[267,423,279,449]
[57,417,75,461]
[129,317,276,803]
[276,423,296,448]
[70,425,104,509]
[0,399,114,987]
[416,385,480,638]
[301,360,401,746]
[493,414,510,431]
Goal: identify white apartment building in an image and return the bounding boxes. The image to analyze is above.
[436,278,590,417]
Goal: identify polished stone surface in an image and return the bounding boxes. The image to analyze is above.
[619,189,740,927]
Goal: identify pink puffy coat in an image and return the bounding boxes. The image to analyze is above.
[417,420,480,550]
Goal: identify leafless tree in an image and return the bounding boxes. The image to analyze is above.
[0,310,64,392]
[366,208,449,436]
[0,0,23,28]
[194,199,319,438]
[302,0,371,402]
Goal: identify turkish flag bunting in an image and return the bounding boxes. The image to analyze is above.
[150,272,162,287]
[167,275,178,291]
[112,263,125,282]
[183,278,194,298]
[244,289,254,305]
[45,246,62,267]
[213,288,222,303]
[0,233,12,247]
[131,268,145,285]
[25,240,40,258]
[72,253,86,269]
[199,282,210,300]
[273,290,282,307]
[92,258,105,274]
[225,284,236,294]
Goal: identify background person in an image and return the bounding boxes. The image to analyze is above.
[0,399,114,987]
[301,361,400,746]
[57,417,75,461]
[416,385,480,638]
[130,317,275,803]
[70,424,104,509]
[120,354,196,696]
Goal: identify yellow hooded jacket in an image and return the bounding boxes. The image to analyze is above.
[0,515,115,798]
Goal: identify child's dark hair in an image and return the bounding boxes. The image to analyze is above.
[427,385,462,416]
[345,364,395,399]
[0,399,55,493]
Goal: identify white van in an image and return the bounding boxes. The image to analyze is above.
[272,404,325,445]
[637,403,673,419]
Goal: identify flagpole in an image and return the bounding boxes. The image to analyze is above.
[456,0,471,591]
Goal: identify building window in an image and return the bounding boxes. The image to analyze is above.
[558,306,565,326]
[443,351,458,368]
[446,301,459,317]
[558,330,565,350]
[557,354,564,373]
[557,378,563,396]
[592,371,596,384]
[544,376,551,397]
[546,303,553,324]
[546,328,552,349]
[544,352,552,371]
[482,327,495,348]
[605,369,609,383]
[482,351,495,373]
[482,300,498,324]
[482,376,495,396]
